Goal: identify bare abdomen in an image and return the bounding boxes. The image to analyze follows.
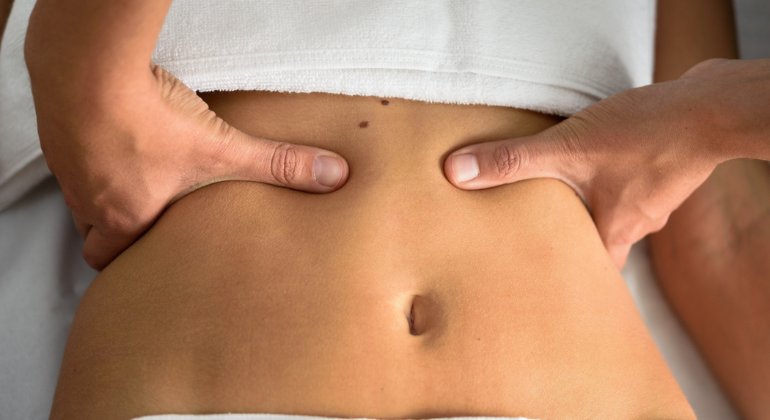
[50,92,693,420]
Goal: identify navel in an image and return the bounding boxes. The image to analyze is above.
[406,295,428,336]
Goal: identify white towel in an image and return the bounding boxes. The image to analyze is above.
[132,415,538,420]
[0,0,655,211]
[152,0,654,111]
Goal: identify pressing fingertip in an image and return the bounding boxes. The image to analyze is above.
[313,155,346,189]
[449,153,480,183]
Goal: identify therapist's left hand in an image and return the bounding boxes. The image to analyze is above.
[442,59,763,268]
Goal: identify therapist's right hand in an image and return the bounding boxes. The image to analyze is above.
[27,62,349,271]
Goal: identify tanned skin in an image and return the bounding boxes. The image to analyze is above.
[649,1,770,419]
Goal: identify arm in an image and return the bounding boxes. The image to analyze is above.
[25,0,173,84]
[442,6,769,267]
[648,159,770,420]
[25,0,348,270]
[648,1,770,418]
[439,0,770,411]
[653,0,737,82]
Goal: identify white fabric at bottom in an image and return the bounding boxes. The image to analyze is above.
[133,415,535,420]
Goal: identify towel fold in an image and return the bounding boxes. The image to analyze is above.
[0,0,655,211]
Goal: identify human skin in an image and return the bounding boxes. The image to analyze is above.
[24,0,348,271]
[647,3,770,417]
[648,159,770,420]
[442,0,770,268]
[434,0,770,416]
[49,92,695,420]
[18,0,716,418]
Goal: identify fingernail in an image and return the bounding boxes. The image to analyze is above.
[314,155,343,188]
[451,153,479,183]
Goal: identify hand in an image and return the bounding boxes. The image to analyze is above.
[31,63,349,270]
[443,58,769,268]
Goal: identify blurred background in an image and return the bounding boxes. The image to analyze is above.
[735,0,770,59]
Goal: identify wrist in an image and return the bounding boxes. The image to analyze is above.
[25,0,171,94]
[677,59,770,162]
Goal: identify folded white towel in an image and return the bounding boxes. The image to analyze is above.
[152,0,654,111]
[0,0,655,211]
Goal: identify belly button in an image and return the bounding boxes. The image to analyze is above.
[406,295,428,336]
[407,305,417,335]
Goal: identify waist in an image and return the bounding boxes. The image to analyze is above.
[58,92,693,420]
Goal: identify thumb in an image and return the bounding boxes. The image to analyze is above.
[198,126,350,194]
[444,127,585,196]
[82,225,139,271]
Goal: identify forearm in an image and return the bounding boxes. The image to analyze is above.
[654,0,737,82]
[651,1,770,417]
[24,0,173,93]
[648,159,770,419]
[656,0,770,162]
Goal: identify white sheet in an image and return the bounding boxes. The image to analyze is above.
[0,177,739,419]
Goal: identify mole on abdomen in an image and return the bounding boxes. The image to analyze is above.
[359,121,369,128]
[381,100,390,106]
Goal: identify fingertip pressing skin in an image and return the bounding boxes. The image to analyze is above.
[446,153,480,185]
[313,155,349,190]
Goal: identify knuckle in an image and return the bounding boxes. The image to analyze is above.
[610,230,635,250]
[649,215,670,233]
[61,188,82,214]
[94,204,136,237]
[683,58,727,78]
[604,218,642,249]
[81,249,104,271]
[269,142,300,186]
[699,57,728,68]
[492,144,524,178]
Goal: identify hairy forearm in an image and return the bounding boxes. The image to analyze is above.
[24,0,173,92]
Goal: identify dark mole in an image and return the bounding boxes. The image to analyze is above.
[381,100,390,106]
[359,121,369,128]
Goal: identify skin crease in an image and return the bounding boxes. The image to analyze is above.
[49,93,694,420]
